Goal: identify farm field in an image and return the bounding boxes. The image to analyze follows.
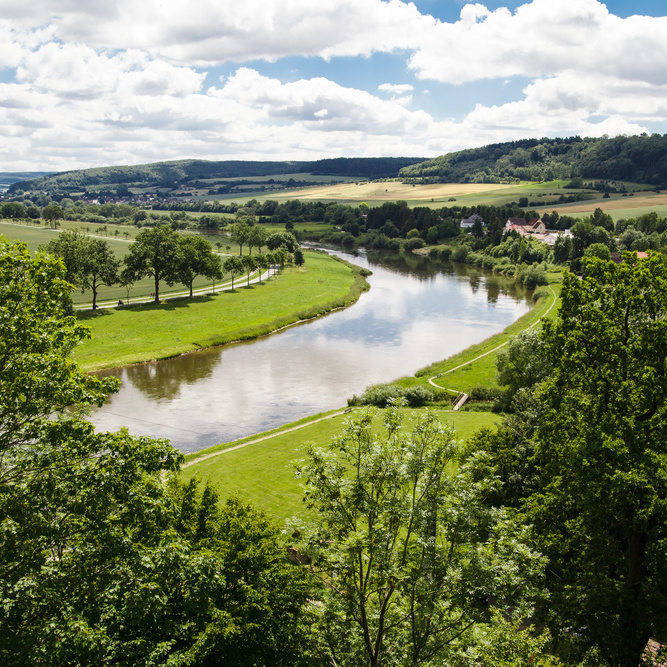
[274,180,516,204]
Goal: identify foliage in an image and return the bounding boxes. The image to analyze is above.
[176,234,221,297]
[0,236,310,665]
[471,253,667,665]
[295,405,546,667]
[43,230,120,309]
[399,134,667,186]
[223,255,244,290]
[122,224,182,302]
[347,383,435,407]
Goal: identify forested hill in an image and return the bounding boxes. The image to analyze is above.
[8,157,425,194]
[399,134,667,186]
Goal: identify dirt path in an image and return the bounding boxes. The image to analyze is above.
[428,284,558,393]
[183,408,351,469]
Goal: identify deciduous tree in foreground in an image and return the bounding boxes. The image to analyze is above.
[471,253,667,665]
[295,403,546,666]
[0,237,309,666]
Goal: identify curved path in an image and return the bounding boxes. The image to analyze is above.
[428,284,558,399]
[182,408,352,469]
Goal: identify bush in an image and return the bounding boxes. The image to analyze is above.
[403,237,425,250]
[348,383,404,407]
[438,247,452,260]
[468,386,505,402]
[404,385,433,407]
[452,245,469,262]
[348,383,434,407]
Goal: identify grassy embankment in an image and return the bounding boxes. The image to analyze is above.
[74,250,368,371]
[181,407,501,521]
[181,271,562,522]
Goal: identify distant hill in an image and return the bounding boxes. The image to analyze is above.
[8,157,426,194]
[399,135,667,186]
[0,172,53,190]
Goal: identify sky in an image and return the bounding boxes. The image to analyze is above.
[1,0,666,172]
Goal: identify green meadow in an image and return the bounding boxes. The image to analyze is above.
[74,251,367,370]
[181,407,500,522]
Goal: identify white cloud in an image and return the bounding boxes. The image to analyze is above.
[0,0,665,171]
[6,0,433,65]
[378,83,415,94]
[408,0,667,85]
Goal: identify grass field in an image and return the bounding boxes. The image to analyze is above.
[0,220,242,305]
[181,407,500,522]
[74,251,367,371]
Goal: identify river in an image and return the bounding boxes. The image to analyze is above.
[90,249,532,452]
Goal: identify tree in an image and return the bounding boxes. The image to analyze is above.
[229,220,250,255]
[255,253,269,282]
[44,231,120,309]
[583,241,611,261]
[223,255,244,291]
[294,247,305,266]
[242,254,256,286]
[123,225,181,303]
[247,224,268,256]
[296,404,545,667]
[496,328,552,405]
[471,253,667,665]
[266,231,299,253]
[0,236,310,665]
[42,204,64,227]
[176,234,221,297]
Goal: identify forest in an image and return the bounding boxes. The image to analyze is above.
[399,134,667,186]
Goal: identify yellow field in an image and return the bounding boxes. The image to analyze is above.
[550,194,667,215]
[278,181,516,202]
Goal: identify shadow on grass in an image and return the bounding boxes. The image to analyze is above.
[78,293,219,318]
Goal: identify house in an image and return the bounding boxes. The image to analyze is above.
[504,217,546,235]
[460,213,484,229]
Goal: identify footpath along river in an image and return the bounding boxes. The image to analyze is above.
[90,249,533,452]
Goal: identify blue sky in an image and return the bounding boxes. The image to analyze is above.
[1,0,666,171]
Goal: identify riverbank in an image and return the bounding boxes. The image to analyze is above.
[179,273,562,520]
[75,251,369,371]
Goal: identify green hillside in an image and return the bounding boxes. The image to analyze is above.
[400,134,667,187]
[8,157,426,194]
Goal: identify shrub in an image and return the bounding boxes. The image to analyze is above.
[348,383,404,407]
[452,245,469,262]
[404,385,433,407]
[438,247,452,260]
[521,264,548,289]
[403,237,425,250]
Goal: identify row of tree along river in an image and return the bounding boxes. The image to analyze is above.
[90,248,533,452]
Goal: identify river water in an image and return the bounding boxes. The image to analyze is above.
[90,249,532,452]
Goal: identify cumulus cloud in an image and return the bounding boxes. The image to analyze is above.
[0,0,665,170]
[408,0,667,85]
[5,0,433,64]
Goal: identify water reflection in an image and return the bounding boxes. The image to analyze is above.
[90,249,532,452]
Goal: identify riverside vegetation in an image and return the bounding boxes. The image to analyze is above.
[3,226,667,664]
[4,145,667,663]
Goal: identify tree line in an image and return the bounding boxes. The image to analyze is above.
[43,226,302,308]
[399,134,667,187]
